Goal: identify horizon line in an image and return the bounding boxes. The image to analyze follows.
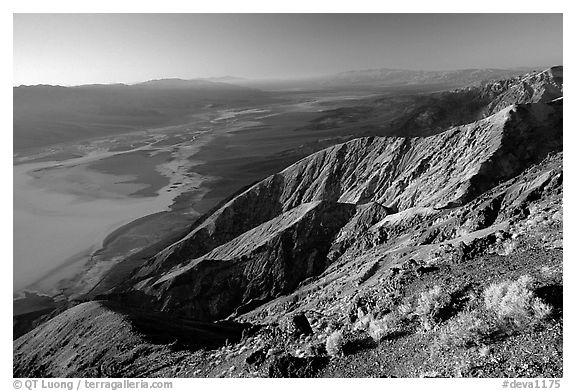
[12,64,560,88]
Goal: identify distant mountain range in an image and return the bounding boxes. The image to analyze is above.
[189,67,550,90]
[15,67,546,90]
[17,67,543,152]
[13,79,265,152]
[133,78,249,89]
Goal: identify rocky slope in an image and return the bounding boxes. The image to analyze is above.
[479,66,563,114]
[107,67,563,295]
[401,66,563,135]
[13,301,249,377]
[14,68,563,377]
[115,98,560,317]
[145,201,357,320]
[304,66,562,140]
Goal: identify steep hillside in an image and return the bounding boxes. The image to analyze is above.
[144,201,356,320]
[234,151,563,378]
[13,301,248,377]
[15,151,562,378]
[116,98,560,317]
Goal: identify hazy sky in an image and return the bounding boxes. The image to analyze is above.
[13,13,563,86]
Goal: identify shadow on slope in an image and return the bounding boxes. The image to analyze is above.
[99,301,251,351]
[13,300,253,377]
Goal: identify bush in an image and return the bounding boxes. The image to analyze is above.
[367,314,400,342]
[438,311,489,347]
[484,275,552,328]
[414,285,450,330]
[539,265,558,279]
[532,300,553,320]
[325,331,345,357]
[353,312,374,332]
[396,302,415,321]
[497,240,518,256]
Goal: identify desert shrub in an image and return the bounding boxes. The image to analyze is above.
[367,313,400,342]
[497,239,518,256]
[531,299,553,320]
[427,243,455,265]
[539,265,559,279]
[484,275,552,328]
[396,302,415,321]
[353,311,374,332]
[415,285,448,316]
[414,285,451,330]
[478,345,491,357]
[438,311,489,347]
[325,330,345,357]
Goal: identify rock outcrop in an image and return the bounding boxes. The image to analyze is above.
[481,66,563,115]
[393,66,562,137]
[141,201,357,320]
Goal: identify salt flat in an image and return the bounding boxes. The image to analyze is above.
[13,90,379,298]
[13,126,208,295]
[13,160,177,294]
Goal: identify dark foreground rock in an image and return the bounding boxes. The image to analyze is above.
[268,355,329,378]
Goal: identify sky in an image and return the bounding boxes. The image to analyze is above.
[13,13,563,86]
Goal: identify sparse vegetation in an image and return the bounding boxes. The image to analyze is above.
[438,311,488,348]
[396,302,415,321]
[367,313,400,342]
[539,265,559,279]
[414,285,451,330]
[353,311,374,332]
[484,275,551,328]
[436,275,555,349]
[325,331,345,357]
[497,239,518,256]
[531,299,554,320]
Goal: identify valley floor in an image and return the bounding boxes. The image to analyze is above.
[13,88,385,314]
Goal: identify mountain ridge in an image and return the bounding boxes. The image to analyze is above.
[115,97,561,320]
[321,66,549,87]
[13,67,564,378]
